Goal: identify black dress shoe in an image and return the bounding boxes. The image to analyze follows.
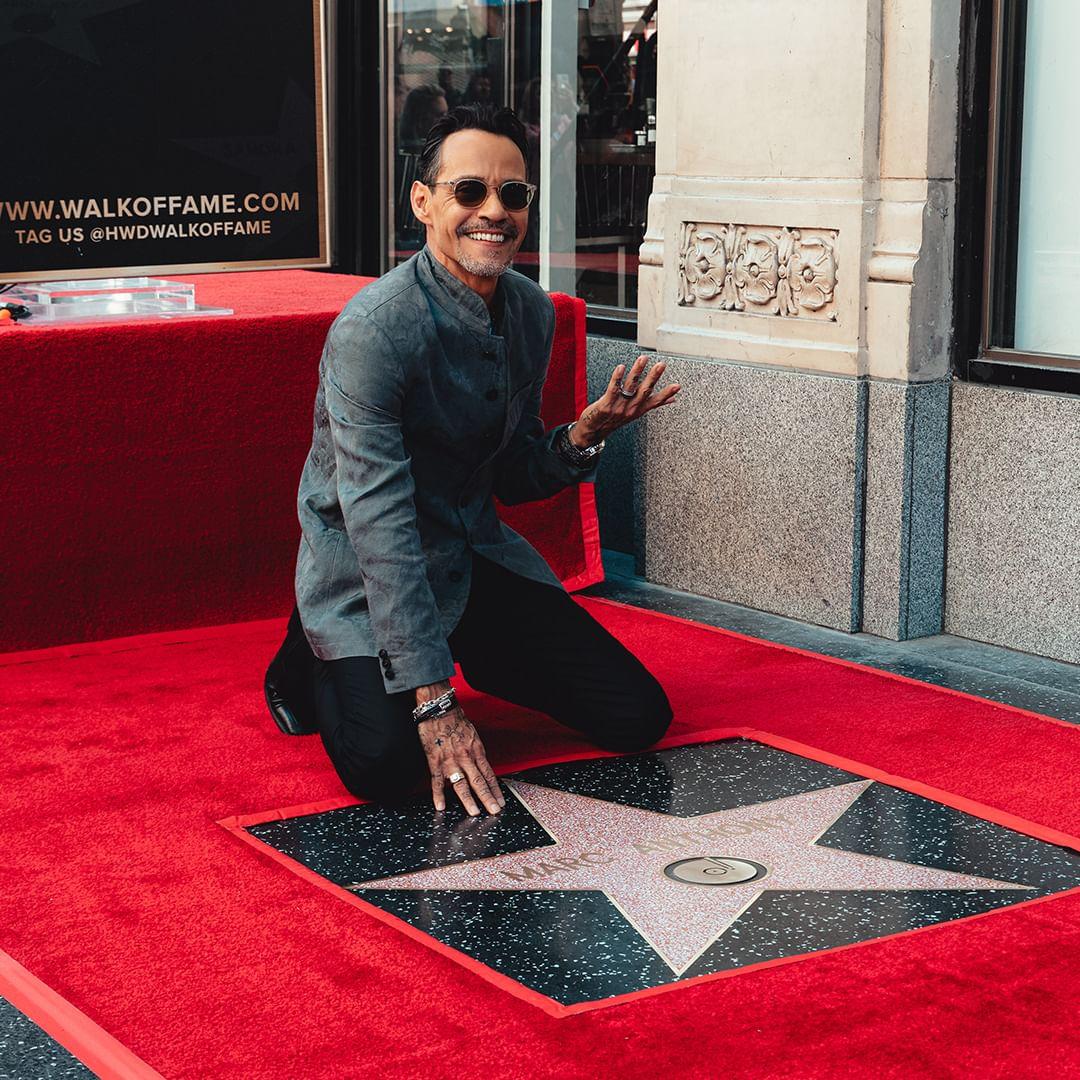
[263,607,319,736]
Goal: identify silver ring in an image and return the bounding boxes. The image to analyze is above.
[447,771,465,785]
[617,387,638,399]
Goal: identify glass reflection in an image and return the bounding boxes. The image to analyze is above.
[573,0,657,310]
[385,0,659,315]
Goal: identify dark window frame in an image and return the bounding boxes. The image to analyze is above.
[321,0,385,280]
[955,0,1080,395]
[586,307,638,340]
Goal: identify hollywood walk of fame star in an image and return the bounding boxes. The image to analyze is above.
[0,0,142,64]
[352,780,1032,975]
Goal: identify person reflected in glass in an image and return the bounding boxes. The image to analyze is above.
[517,76,542,257]
[463,72,494,107]
[400,85,448,153]
[396,86,448,251]
[438,66,463,109]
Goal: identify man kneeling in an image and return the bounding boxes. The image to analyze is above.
[265,103,681,815]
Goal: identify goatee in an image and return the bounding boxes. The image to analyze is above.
[456,248,512,278]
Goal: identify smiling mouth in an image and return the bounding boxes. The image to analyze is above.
[464,231,513,245]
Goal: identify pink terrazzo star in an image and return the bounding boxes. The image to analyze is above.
[354,781,1032,974]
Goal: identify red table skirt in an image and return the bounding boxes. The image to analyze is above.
[0,269,601,652]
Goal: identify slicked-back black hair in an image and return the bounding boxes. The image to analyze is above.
[416,103,530,186]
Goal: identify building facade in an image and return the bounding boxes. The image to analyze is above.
[335,0,1078,665]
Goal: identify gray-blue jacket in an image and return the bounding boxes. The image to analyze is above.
[294,245,599,693]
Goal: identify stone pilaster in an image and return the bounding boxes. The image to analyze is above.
[628,0,962,639]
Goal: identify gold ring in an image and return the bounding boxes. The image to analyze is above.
[448,771,465,784]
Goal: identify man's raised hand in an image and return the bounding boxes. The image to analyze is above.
[572,354,681,446]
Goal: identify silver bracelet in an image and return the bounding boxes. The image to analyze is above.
[555,422,606,468]
[412,688,457,724]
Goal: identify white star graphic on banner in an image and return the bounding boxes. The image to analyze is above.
[354,781,1032,974]
[0,1,142,64]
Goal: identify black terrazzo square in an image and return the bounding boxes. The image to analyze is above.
[0,997,94,1079]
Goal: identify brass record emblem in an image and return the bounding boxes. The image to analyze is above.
[664,857,769,886]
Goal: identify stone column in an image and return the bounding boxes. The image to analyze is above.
[633,0,959,639]
[861,0,958,638]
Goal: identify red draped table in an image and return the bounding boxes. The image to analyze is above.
[0,269,601,652]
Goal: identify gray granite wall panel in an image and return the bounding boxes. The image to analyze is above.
[631,355,864,632]
[852,379,869,633]
[863,383,907,637]
[863,379,950,640]
[907,382,950,636]
[584,344,1075,664]
[585,336,648,556]
[946,383,1080,664]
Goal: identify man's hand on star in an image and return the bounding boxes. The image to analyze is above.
[417,699,505,817]
[571,354,682,449]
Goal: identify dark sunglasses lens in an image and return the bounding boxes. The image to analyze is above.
[500,182,531,210]
[453,180,487,207]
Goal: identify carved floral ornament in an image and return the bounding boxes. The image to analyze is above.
[677,222,839,320]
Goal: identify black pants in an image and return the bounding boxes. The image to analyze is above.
[312,552,672,803]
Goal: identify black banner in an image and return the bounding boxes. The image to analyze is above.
[1,0,329,281]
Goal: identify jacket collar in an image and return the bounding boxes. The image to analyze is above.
[417,244,505,337]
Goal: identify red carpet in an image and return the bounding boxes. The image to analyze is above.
[0,270,600,652]
[1,602,1078,1079]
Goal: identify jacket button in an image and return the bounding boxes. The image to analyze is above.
[378,649,388,659]
[384,666,395,679]
[485,388,498,400]
[448,570,463,582]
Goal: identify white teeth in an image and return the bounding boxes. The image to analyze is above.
[468,232,507,242]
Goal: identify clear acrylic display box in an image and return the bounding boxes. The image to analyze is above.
[7,278,233,324]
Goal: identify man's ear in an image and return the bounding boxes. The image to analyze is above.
[411,180,433,226]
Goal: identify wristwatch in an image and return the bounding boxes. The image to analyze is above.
[555,422,606,468]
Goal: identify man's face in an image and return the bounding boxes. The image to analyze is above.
[411,128,530,287]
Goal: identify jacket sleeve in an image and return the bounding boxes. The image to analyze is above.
[491,303,600,506]
[323,312,455,694]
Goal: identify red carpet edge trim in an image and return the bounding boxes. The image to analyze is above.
[555,293,603,595]
[583,596,1080,732]
[217,726,1080,1019]
[561,482,605,593]
[0,949,165,1080]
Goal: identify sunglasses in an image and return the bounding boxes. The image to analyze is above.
[430,177,537,212]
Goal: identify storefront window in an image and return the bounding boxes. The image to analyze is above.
[986,0,1080,367]
[383,0,658,318]
[1012,0,1079,357]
